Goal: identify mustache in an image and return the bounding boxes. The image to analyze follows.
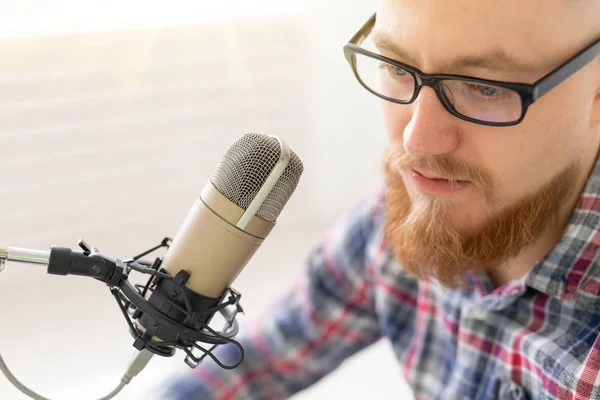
[384,144,494,201]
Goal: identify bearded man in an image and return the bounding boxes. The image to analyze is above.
[151,0,600,398]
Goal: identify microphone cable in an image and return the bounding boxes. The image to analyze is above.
[0,348,154,400]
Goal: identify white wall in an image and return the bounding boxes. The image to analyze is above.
[0,2,411,399]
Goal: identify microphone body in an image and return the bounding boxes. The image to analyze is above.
[154,133,302,301]
[137,133,303,350]
[160,182,274,300]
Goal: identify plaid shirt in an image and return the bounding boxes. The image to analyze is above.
[155,160,600,400]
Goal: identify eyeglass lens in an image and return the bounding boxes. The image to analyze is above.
[353,52,523,123]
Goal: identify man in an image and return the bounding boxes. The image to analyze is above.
[156,0,600,398]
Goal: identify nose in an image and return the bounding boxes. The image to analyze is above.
[402,86,460,159]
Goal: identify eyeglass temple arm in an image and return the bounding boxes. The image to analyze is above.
[533,38,600,101]
[348,13,376,45]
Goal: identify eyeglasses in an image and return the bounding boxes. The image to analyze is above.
[343,13,600,127]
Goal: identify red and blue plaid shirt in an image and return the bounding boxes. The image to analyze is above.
[156,161,600,399]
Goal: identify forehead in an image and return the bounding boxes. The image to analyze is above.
[375,0,597,78]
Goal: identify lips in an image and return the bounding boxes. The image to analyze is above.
[409,169,471,195]
[413,169,469,183]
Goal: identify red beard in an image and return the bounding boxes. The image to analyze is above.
[382,144,579,288]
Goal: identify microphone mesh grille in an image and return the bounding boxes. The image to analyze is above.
[211,133,303,222]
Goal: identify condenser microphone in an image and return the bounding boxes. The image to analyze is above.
[0,132,303,399]
[136,132,304,344]
[0,132,304,366]
[161,132,304,298]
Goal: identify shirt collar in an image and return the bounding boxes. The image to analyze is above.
[526,154,600,301]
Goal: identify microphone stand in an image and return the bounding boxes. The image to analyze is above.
[0,238,245,399]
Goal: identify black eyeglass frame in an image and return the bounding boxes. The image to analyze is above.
[343,13,600,127]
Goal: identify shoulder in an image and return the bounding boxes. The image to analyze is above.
[325,185,386,259]
[304,186,387,286]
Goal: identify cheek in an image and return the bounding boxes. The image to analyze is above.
[477,97,592,205]
[520,65,597,159]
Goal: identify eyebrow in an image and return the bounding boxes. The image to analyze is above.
[371,31,543,75]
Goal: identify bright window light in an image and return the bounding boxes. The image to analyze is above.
[0,0,307,37]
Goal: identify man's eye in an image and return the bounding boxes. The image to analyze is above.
[390,65,408,76]
[469,84,504,97]
[378,62,408,77]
